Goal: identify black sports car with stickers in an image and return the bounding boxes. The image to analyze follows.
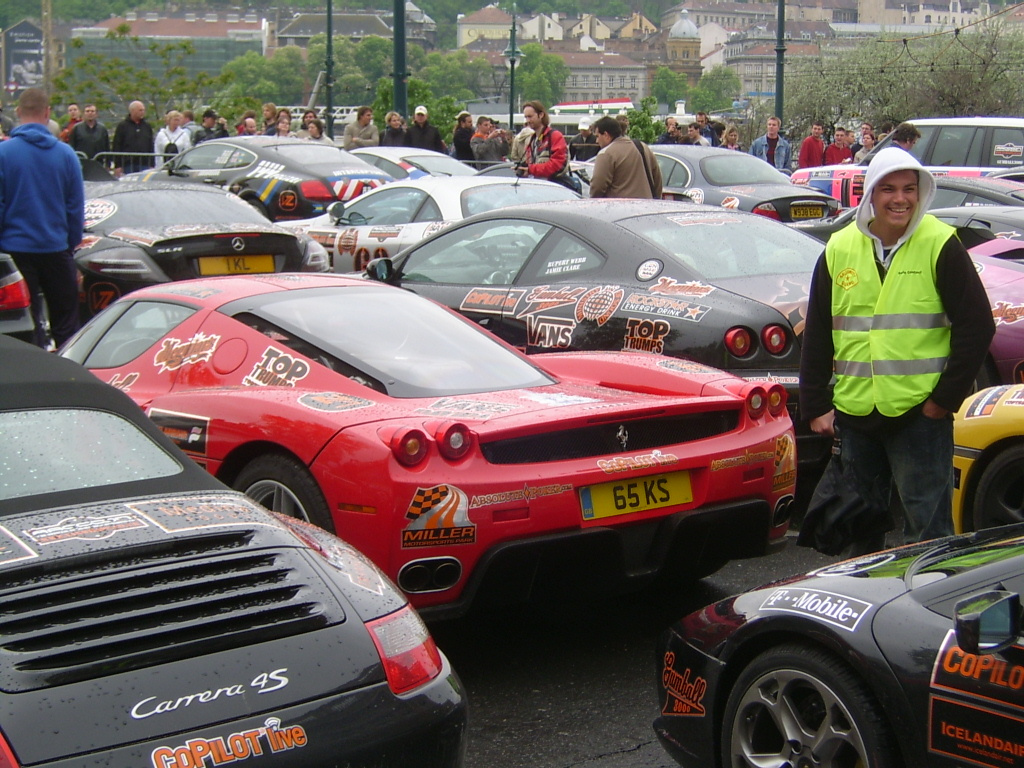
[655,524,1024,768]
[124,137,392,220]
[0,335,466,768]
[76,181,329,318]
[367,198,830,480]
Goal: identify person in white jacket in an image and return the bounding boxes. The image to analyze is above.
[154,110,192,162]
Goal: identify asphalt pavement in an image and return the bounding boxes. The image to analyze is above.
[430,532,845,767]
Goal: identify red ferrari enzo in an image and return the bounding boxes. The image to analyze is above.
[62,274,796,617]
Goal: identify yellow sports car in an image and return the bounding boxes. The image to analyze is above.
[952,384,1024,532]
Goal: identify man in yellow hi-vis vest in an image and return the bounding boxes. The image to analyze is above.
[800,147,995,551]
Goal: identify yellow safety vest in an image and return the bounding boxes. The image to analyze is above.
[826,215,953,417]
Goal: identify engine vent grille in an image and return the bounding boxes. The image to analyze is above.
[480,411,739,465]
[0,533,341,692]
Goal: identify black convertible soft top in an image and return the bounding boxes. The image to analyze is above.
[0,335,224,515]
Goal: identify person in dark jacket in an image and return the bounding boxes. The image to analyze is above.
[0,88,85,347]
[404,105,445,153]
[111,100,155,176]
[69,104,110,161]
[568,117,599,161]
[193,108,230,144]
[452,110,475,163]
[380,111,406,146]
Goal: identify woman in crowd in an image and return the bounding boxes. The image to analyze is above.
[154,110,191,161]
[273,112,295,138]
[722,124,742,151]
[380,111,407,146]
[854,131,875,162]
[305,118,332,144]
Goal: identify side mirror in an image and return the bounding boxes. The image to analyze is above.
[327,200,346,224]
[954,590,1021,655]
[364,257,395,283]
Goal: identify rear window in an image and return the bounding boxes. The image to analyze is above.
[461,183,580,217]
[0,409,182,502]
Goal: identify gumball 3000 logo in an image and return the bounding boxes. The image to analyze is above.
[243,347,310,387]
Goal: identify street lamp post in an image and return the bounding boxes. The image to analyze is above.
[503,3,522,130]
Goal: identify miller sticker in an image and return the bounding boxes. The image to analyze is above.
[993,301,1024,326]
[661,652,707,717]
[150,716,307,768]
[773,433,797,491]
[243,347,310,387]
[402,485,476,548]
[154,332,220,373]
[759,587,871,631]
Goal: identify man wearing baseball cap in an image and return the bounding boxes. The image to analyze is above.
[194,108,229,144]
[568,116,598,162]
[405,105,445,153]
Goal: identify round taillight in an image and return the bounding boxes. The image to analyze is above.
[746,385,768,420]
[766,384,788,417]
[391,428,428,466]
[435,422,473,461]
[761,324,787,355]
[725,327,754,357]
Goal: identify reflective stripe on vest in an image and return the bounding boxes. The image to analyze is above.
[826,215,954,417]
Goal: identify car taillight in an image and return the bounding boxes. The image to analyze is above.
[761,324,787,355]
[391,428,428,466]
[299,179,336,202]
[0,732,19,768]
[745,385,768,420]
[367,605,444,694]
[752,202,781,220]
[724,327,753,357]
[434,422,472,461]
[0,274,31,311]
[766,384,788,417]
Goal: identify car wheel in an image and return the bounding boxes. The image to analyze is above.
[722,643,899,768]
[972,444,1024,531]
[244,197,271,220]
[233,454,334,532]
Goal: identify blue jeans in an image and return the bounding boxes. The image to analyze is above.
[840,410,954,544]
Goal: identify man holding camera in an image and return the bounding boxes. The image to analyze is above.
[194,109,230,144]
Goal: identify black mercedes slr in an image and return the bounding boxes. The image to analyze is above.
[76,181,329,318]
[0,336,466,767]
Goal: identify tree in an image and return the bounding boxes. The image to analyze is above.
[515,43,570,109]
[625,96,659,143]
[221,47,307,107]
[650,67,688,109]
[53,26,228,120]
[784,24,1024,132]
[689,66,740,113]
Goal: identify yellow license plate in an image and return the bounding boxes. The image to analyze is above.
[197,255,275,276]
[791,205,824,219]
[579,471,692,521]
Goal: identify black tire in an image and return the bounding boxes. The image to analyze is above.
[721,643,901,768]
[233,454,334,533]
[972,444,1024,531]
[244,197,271,220]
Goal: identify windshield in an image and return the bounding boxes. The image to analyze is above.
[87,190,268,229]
[237,286,554,398]
[700,154,791,186]
[620,211,822,280]
[461,182,580,217]
[0,409,182,501]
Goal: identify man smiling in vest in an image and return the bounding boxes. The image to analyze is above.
[800,147,994,551]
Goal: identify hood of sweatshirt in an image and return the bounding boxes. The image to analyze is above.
[855,146,936,242]
[9,121,59,149]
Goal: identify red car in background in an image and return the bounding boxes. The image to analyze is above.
[61,274,796,618]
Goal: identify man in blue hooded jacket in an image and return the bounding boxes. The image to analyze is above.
[0,88,85,347]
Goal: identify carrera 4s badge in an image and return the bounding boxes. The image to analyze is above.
[131,669,289,719]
